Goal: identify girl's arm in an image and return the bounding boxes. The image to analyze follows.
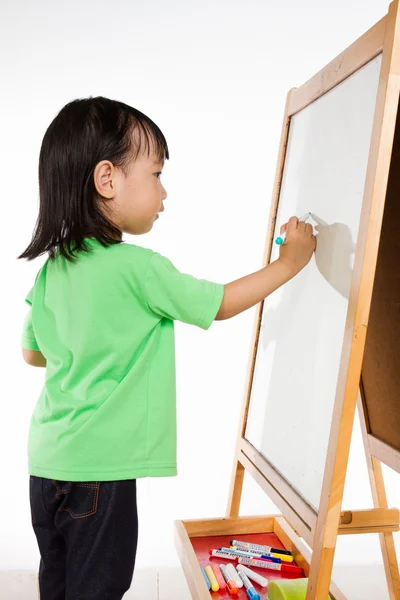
[22,349,47,368]
[216,217,316,321]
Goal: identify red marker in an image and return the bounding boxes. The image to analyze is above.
[238,556,303,575]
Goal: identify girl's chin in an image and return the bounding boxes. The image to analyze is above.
[124,216,159,235]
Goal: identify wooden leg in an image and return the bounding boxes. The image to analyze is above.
[306,542,336,599]
[226,459,245,517]
[358,396,400,600]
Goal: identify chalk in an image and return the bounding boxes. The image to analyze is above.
[204,565,219,592]
[237,564,268,587]
[200,566,211,590]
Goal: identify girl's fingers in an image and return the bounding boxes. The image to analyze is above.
[283,217,313,236]
[286,216,299,234]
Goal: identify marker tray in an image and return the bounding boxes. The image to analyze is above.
[174,514,309,600]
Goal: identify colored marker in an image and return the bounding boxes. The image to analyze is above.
[219,547,282,563]
[237,564,268,587]
[211,565,226,591]
[204,565,219,592]
[226,563,243,588]
[231,540,292,557]
[210,549,237,561]
[238,556,303,574]
[238,569,261,600]
[200,566,211,590]
[275,212,311,244]
[260,551,291,563]
[220,564,238,595]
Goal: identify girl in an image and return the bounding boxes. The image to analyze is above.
[20,96,315,600]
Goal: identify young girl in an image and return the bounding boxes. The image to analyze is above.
[20,96,315,600]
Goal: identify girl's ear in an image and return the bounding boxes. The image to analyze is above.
[93,160,116,199]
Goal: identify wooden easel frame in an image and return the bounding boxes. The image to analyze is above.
[226,3,400,599]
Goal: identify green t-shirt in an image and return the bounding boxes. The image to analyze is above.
[22,239,224,481]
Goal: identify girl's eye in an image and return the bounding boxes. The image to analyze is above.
[155,172,163,179]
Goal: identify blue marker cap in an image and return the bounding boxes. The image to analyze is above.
[246,587,260,600]
[261,555,281,563]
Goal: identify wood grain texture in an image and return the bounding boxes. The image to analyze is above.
[358,397,400,600]
[307,2,400,596]
[288,17,386,116]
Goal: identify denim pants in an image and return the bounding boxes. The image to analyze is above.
[29,477,138,600]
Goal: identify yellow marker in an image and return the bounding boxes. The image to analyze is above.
[274,553,293,563]
[229,545,293,563]
[205,565,220,592]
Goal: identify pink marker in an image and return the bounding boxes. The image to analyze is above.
[212,565,227,590]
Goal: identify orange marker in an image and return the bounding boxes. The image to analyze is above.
[220,564,238,595]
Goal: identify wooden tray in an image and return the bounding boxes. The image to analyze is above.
[174,515,313,600]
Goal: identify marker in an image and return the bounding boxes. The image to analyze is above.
[238,556,303,575]
[310,212,328,227]
[224,546,285,563]
[210,549,237,561]
[226,563,244,588]
[204,565,219,592]
[200,566,211,590]
[260,551,291,563]
[275,212,311,245]
[219,547,282,563]
[238,569,261,600]
[211,565,226,591]
[220,564,238,595]
[231,540,292,557]
[237,564,268,588]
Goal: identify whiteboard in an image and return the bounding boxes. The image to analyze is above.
[245,55,382,510]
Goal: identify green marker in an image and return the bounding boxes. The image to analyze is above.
[275,212,311,245]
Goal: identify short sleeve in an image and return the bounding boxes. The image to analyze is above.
[144,253,224,330]
[25,286,34,306]
[21,309,40,351]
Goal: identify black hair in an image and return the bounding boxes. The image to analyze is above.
[18,96,169,262]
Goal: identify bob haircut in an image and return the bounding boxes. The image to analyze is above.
[19,96,169,262]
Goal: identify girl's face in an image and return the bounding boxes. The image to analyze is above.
[94,141,167,236]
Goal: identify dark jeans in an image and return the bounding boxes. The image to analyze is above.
[29,477,138,600]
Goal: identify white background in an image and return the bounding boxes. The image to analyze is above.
[1,0,398,596]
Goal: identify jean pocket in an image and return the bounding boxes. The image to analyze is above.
[53,481,100,519]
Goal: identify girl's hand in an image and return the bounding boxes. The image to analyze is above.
[278,216,316,276]
[215,216,316,321]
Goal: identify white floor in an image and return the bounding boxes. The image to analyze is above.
[0,569,191,600]
[0,564,393,599]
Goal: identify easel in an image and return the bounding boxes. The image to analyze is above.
[175,3,400,599]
